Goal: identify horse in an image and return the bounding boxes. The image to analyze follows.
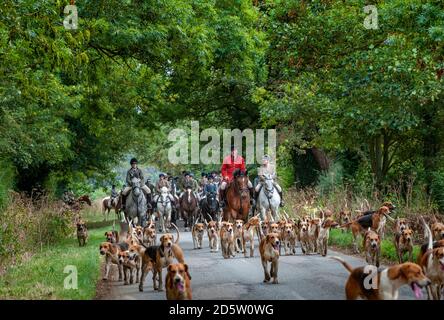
[101,195,120,221]
[124,177,147,226]
[179,187,199,231]
[68,194,92,212]
[153,186,172,233]
[256,174,281,222]
[199,191,220,221]
[77,194,92,206]
[223,171,250,223]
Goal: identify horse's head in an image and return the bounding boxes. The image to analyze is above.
[131,177,141,196]
[207,192,218,210]
[263,174,274,192]
[234,173,249,197]
[78,195,92,206]
[160,186,169,195]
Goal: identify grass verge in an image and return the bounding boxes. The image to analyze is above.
[0,224,111,300]
[329,229,421,264]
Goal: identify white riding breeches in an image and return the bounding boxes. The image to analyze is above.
[122,185,151,196]
[220,180,253,190]
[255,182,282,193]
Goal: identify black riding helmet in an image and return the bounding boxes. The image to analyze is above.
[159,173,165,178]
[130,158,138,164]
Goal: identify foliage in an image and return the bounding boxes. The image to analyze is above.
[256,0,444,193]
[0,193,74,266]
[0,226,108,299]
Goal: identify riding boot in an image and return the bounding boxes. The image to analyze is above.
[249,187,255,206]
[220,188,226,208]
[279,190,284,207]
[121,194,127,210]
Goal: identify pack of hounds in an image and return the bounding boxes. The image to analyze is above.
[76,200,444,300]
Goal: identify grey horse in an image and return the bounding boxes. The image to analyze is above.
[153,186,172,233]
[257,174,281,222]
[124,177,147,226]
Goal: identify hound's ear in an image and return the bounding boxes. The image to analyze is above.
[184,263,192,280]
[167,264,173,272]
[105,232,108,236]
[160,235,165,242]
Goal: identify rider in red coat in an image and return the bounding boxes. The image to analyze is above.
[219,145,254,207]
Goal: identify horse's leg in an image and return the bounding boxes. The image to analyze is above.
[159,209,165,233]
[167,207,172,229]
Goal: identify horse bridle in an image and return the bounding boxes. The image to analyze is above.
[234,176,249,195]
[263,177,274,199]
[159,193,171,207]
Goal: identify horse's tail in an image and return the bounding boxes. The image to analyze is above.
[171,223,180,244]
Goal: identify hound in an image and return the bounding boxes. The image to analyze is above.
[331,256,430,300]
[242,216,261,258]
[259,233,280,284]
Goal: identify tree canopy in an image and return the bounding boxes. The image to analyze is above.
[0,0,443,206]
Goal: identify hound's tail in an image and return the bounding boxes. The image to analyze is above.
[330,256,354,273]
[420,216,433,251]
[171,222,180,244]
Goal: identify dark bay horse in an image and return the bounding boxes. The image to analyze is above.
[223,171,250,222]
[180,188,198,231]
[199,191,220,221]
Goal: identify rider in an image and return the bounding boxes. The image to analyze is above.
[177,171,187,192]
[179,172,200,202]
[145,178,156,195]
[110,184,118,206]
[219,145,254,208]
[204,174,218,196]
[156,173,170,193]
[255,154,284,207]
[121,158,151,210]
[199,172,208,191]
[155,173,177,221]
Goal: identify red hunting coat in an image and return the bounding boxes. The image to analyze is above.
[221,155,246,182]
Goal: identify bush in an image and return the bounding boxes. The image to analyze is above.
[431,169,444,212]
[277,165,295,190]
[317,162,344,196]
[0,160,15,210]
[0,193,74,269]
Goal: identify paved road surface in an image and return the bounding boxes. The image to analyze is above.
[103,225,421,300]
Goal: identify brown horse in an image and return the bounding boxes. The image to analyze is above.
[69,195,92,212]
[179,188,199,231]
[78,195,92,206]
[223,172,250,223]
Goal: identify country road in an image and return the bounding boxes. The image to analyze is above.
[101,222,423,300]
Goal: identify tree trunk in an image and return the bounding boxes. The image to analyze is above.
[369,131,393,190]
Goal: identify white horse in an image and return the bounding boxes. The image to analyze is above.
[257,174,281,222]
[153,186,172,233]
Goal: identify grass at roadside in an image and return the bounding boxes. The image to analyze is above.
[0,224,110,300]
[329,229,420,264]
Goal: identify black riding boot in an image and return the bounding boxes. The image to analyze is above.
[220,188,226,208]
[121,194,127,210]
[249,187,255,206]
[279,190,284,207]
